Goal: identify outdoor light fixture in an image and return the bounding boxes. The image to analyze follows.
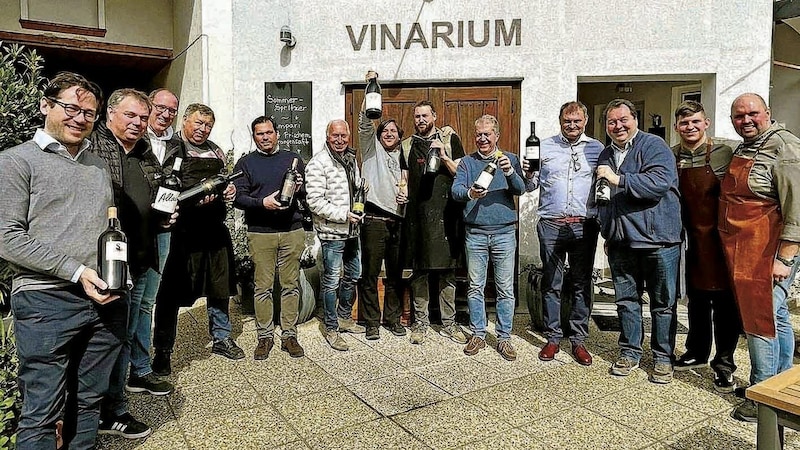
[280,25,296,48]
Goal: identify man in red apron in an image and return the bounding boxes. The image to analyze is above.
[720,93,800,422]
[671,101,740,393]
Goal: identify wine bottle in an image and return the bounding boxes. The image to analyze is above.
[352,177,366,217]
[97,206,128,295]
[153,157,183,214]
[525,121,541,171]
[426,133,442,174]
[595,178,611,204]
[279,158,298,207]
[473,150,502,191]
[365,73,382,119]
[177,170,245,203]
[396,176,407,217]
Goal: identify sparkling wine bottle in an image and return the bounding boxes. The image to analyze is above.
[279,158,298,207]
[525,121,541,171]
[153,157,183,214]
[97,206,128,295]
[365,73,382,119]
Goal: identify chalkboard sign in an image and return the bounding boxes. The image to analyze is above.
[264,82,313,162]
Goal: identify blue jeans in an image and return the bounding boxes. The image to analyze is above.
[320,238,362,331]
[608,245,680,364]
[746,259,799,385]
[13,287,126,450]
[157,231,171,273]
[465,229,517,341]
[537,219,599,345]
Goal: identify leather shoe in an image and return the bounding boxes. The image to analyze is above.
[572,344,592,366]
[538,342,560,361]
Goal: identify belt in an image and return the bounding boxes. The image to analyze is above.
[548,216,586,224]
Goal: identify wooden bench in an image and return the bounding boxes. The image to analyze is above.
[747,365,800,449]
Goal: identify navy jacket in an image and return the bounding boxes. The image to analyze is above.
[597,131,682,248]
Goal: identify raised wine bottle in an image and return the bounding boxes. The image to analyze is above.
[396,176,408,217]
[595,178,611,204]
[525,121,541,171]
[473,150,502,191]
[279,158,298,207]
[365,73,382,119]
[153,157,183,214]
[97,206,128,295]
[426,133,442,174]
[352,177,366,217]
[177,170,245,203]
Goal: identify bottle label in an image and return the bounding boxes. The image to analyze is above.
[365,92,381,110]
[475,171,494,190]
[596,182,611,202]
[353,202,365,215]
[153,187,180,213]
[105,241,128,262]
[525,145,540,160]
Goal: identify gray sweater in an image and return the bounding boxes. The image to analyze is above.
[0,132,114,294]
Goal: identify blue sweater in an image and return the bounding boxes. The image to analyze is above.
[452,150,525,234]
[233,149,306,233]
[596,131,682,247]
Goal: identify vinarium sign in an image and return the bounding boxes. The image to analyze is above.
[346,19,522,51]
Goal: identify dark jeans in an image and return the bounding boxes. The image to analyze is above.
[684,287,740,374]
[13,287,126,450]
[357,215,403,328]
[154,297,232,352]
[608,244,680,364]
[537,218,599,345]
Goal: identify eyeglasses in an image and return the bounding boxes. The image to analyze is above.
[47,97,99,122]
[570,152,581,171]
[153,103,178,115]
[606,117,633,127]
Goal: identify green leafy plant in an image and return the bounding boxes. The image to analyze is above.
[0,319,20,450]
[223,148,253,283]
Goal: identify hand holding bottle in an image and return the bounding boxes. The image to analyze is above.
[497,154,512,175]
[596,165,620,186]
[521,159,536,179]
[263,190,287,210]
[365,70,378,81]
[347,211,363,224]
[79,267,120,304]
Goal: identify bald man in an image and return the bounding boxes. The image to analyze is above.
[721,93,800,422]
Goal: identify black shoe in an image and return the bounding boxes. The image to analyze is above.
[673,354,707,371]
[713,369,737,394]
[98,413,152,439]
[126,373,173,396]
[385,322,406,337]
[211,337,245,360]
[731,399,758,423]
[152,349,171,376]
[366,326,380,340]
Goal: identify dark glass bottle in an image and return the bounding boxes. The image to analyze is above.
[352,177,366,217]
[177,170,244,203]
[97,206,128,295]
[153,157,183,214]
[279,158,298,207]
[525,121,541,171]
[595,178,611,204]
[426,133,442,174]
[365,74,382,119]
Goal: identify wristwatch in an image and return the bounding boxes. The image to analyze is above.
[776,255,797,267]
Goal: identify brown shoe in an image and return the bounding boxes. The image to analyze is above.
[572,343,592,366]
[497,340,517,361]
[281,336,305,358]
[538,342,560,361]
[254,338,273,360]
[463,336,486,356]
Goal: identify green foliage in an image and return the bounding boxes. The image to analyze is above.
[224,149,254,282]
[0,319,20,450]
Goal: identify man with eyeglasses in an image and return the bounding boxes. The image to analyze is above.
[595,98,682,384]
[90,88,175,439]
[522,101,603,366]
[721,93,800,422]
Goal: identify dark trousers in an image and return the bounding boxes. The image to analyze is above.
[153,296,231,351]
[537,219,599,345]
[13,288,126,450]
[357,215,404,327]
[684,287,741,374]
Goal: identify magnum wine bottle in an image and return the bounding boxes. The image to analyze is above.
[525,121,541,171]
[595,178,611,204]
[153,157,183,214]
[473,150,502,191]
[177,170,245,203]
[279,158,298,207]
[365,73,382,120]
[97,206,128,295]
[426,133,442,174]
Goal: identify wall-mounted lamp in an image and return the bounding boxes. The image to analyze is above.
[616,83,633,94]
[280,25,296,48]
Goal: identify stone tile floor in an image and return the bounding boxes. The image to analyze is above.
[97,299,800,450]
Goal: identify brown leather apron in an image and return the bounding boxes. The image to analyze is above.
[679,143,730,291]
[718,142,781,338]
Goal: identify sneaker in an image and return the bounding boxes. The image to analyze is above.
[125,373,173,396]
[464,335,486,356]
[151,349,171,376]
[338,317,366,334]
[439,323,468,344]
[326,330,349,351]
[609,357,639,377]
[409,323,427,345]
[731,399,758,423]
[713,370,737,394]
[254,337,274,360]
[211,337,245,360]
[366,326,380,340]
[673,354,708,371]
[497,340,517,361]
[649,362,674,384]
[385,322,407,337]
[281,336,305,358]
[98,413,152,439]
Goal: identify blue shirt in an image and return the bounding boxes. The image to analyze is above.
[525,133,604,219]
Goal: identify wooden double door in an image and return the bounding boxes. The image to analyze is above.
[345,82,522,156]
